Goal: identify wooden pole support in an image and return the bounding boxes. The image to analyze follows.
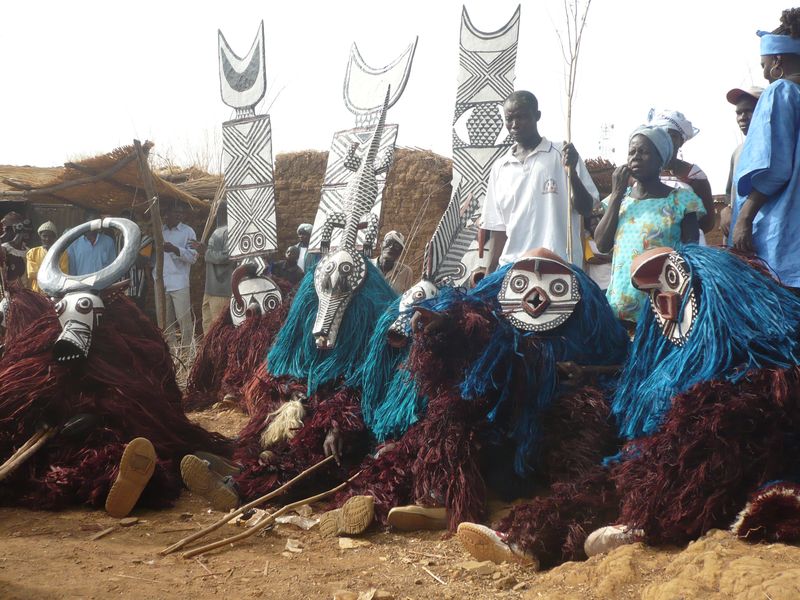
[133,140,167,330]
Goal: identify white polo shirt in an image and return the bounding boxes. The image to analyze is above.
[481,137,599,268]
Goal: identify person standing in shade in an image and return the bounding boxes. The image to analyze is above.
[119,209,153,311]
[481,90,598,274]
[26,221,68,293]
[0,212,33,287]
[272,245,304,286]
[191,202,233,334]
[293,223,312,272]
[371,230,414,294]
[156,203,198,355]
[720,87,763,242]
[67,209,116,276]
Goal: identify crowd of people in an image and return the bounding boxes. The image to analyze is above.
[1,6,799,578]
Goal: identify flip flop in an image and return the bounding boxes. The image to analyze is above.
[105,438,157,518]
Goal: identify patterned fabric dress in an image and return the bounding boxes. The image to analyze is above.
[603,187,705,322]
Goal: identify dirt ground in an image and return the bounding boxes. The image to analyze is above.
[1,407,799,600]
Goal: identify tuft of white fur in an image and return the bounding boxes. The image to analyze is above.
[260,400,306,449]
[730,483,800,535]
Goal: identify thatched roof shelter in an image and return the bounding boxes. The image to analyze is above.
[0,142,207,215]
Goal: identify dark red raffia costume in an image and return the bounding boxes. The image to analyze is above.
[0,295,231,509]
[183,279,294,414]
[492,246,800,568]
[337,295,620,532]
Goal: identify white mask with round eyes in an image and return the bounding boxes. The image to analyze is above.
[229,275,283,327]
[52,292,105,362]
[498,257,580,332]
[313,248,367,349]
[387,279,439,346]
[632,252,696,346]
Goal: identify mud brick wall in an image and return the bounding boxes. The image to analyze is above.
[273,148,454,278]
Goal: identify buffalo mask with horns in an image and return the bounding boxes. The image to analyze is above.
[38,217,141,363]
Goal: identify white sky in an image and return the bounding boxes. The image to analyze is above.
[0,0,785,194]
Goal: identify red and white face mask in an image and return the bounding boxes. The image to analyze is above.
[498,248,580,332]
[631,247,697,346]
[230,273,282,328]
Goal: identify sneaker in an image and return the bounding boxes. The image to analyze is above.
[180,454,240,512]
[193,451,242,477]
[584,524,645,557]
[319,495,375,538]
[456,522,538,567]
[387,505,448,531]
[105,438,157,518]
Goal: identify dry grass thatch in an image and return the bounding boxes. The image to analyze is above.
[0,142,208,216]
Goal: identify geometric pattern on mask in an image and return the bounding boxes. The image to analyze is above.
[309,125,397,253]
[222,112,277,261]
[218,21,267,117]
[648,253,698,347]
[426,6,519,286]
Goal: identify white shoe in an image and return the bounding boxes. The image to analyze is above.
[456,522,538,567]
[584,524,644,557]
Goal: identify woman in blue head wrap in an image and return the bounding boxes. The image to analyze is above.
[594,126,705,324]
[730,8,800,291]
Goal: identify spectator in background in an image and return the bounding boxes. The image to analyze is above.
[371,230,414,294]
[293,223,312,272]
[272,245,304,286]
[119,209,152,311]
[480,90,598,274]
[720,86,763,242]
[27,221,68,293]
[190,202,232,334]
[0,212,33,286]
[595,126,704,324]
[67,209,116,276]
[649,110,715,239]
[156,202,198,355]
[731,12,800,290]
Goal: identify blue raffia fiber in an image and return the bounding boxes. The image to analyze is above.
[459,265,629,476]
[350,298,426,441]
[612,245,800,441]
[267,260,397,395]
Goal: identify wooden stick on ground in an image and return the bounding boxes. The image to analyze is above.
[160,455,335,555]
[181,474,357,559]
[0,429,56,481]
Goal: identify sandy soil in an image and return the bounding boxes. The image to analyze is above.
[1,407,799,600]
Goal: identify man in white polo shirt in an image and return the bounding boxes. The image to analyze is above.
[482,90,598,274]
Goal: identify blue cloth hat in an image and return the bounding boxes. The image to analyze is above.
[758,30,800,56]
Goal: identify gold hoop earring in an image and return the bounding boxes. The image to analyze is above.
[770,64,785,80]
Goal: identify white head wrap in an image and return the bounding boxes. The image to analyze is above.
[648,109,699,143]
[383,230,405,248]
[297,223,312,235]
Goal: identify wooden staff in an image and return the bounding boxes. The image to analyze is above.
[160,454,335,555]
[200,178,226,246]
[0,429,56,481]
[182,472,359,559]
[134,140,167,329]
